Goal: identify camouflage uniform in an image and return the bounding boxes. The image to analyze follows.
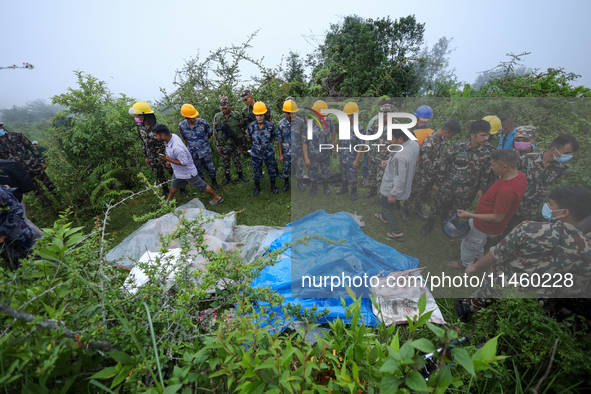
[213,110,244,176]
[338,124,365,189]
[429,139,495,218]
[513,126,542,156]
[366,105,399,189]
[137,123,173,186]
[303,118,333,183]
[404,130,448,213]
[458,220,591,313]
[242,100,272,151]
[0,186,38,270]
[178,118,216,180]
[245,120,277,182]
[276,116,306,180]
[514,150,568,221]
[0,131,55,197]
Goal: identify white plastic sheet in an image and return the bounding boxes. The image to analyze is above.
[371,267,447,325]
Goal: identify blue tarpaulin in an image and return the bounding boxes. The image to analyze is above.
[250,210,420,327]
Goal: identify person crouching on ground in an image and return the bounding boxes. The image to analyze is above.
[152,124,224,205]
[447,149,527,270]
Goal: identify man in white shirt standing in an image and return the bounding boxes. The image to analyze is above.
[374,129,420,242]
[152,124,224,205]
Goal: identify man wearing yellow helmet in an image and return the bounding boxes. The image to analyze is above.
[245,102,278,196]
[129,101,175,197]
[276,99,306,192]
[336,102,364,201]
[178,104,219,190]
[303,100,335,195]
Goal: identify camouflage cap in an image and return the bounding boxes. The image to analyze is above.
[219,96,230,107]
[380,104,398,113]
[240,89,252,98]
[515,125,536,139]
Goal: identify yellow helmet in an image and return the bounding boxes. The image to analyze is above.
[128,101,154,115]
[181,104,198,118]
[282,99,299,113]
[343,101,359,115]
[312,100,328,113]
[253,101,268,115]
[482,115,501,134]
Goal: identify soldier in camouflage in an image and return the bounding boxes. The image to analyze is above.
[213,97,249,185]
[421,120,495,236]
[178,105,219,189]
[245,102,278,196]
[455,186,591,322]
[303,105,335,196]
[401,120,461,224]
[129,103,176,197]
[0,122,56,203]
[512,126,542,155]
[364,104,399,199]
[336,102,364,201]
[0,186,39,270]
[505,134,578,233]
[276,100,306,192]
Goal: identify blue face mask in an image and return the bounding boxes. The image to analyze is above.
[541,203,565,221]
[0,129,5,137]
[553,148,573,163]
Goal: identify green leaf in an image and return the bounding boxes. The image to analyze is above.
[405,370,429,392]
[450,347,475,376]
[390,328,400,351]
[110,369,128,389]
[89,367,119,379]
[163,384,183,394]
[479,334,500,362]
[416,310,434,327]
[379,359,400,373]
[345,284,357,302]
[410,338,436,354]
[89,379,117,394]
[426,322,445,339]
[107,351,134,365]
[418,291,427,315]
[472,359,491,372]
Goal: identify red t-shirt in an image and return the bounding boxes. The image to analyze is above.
[473,171,527,235]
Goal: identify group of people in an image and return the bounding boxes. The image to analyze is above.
[1,94,590,324]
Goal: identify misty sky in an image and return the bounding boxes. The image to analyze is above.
[2,0,590,110]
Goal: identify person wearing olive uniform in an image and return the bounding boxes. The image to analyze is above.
[213,96,249,184]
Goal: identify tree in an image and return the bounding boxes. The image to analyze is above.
[284,50,306,83]
[308,15,426,97]
[0,99,63,123]
[48,71,142,210]
[413,36,459,96]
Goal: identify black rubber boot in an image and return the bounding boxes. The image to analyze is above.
[414,206,429,221]
[254,182,261,196]
[222,174,231,185]
[282,178,289,192]
[400,209,411,225]
[238,172,249,182]
[350,187,357,201]
[179,188,187,197]
[309,182,318,195]
[323,182,330,195]
[421,215,437,236]
[271,179,278,194]
[163,185,170,198]
[336,181,349,195]
[364,187,377,198]
[298,178,305,192]
[211,178,219,190]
